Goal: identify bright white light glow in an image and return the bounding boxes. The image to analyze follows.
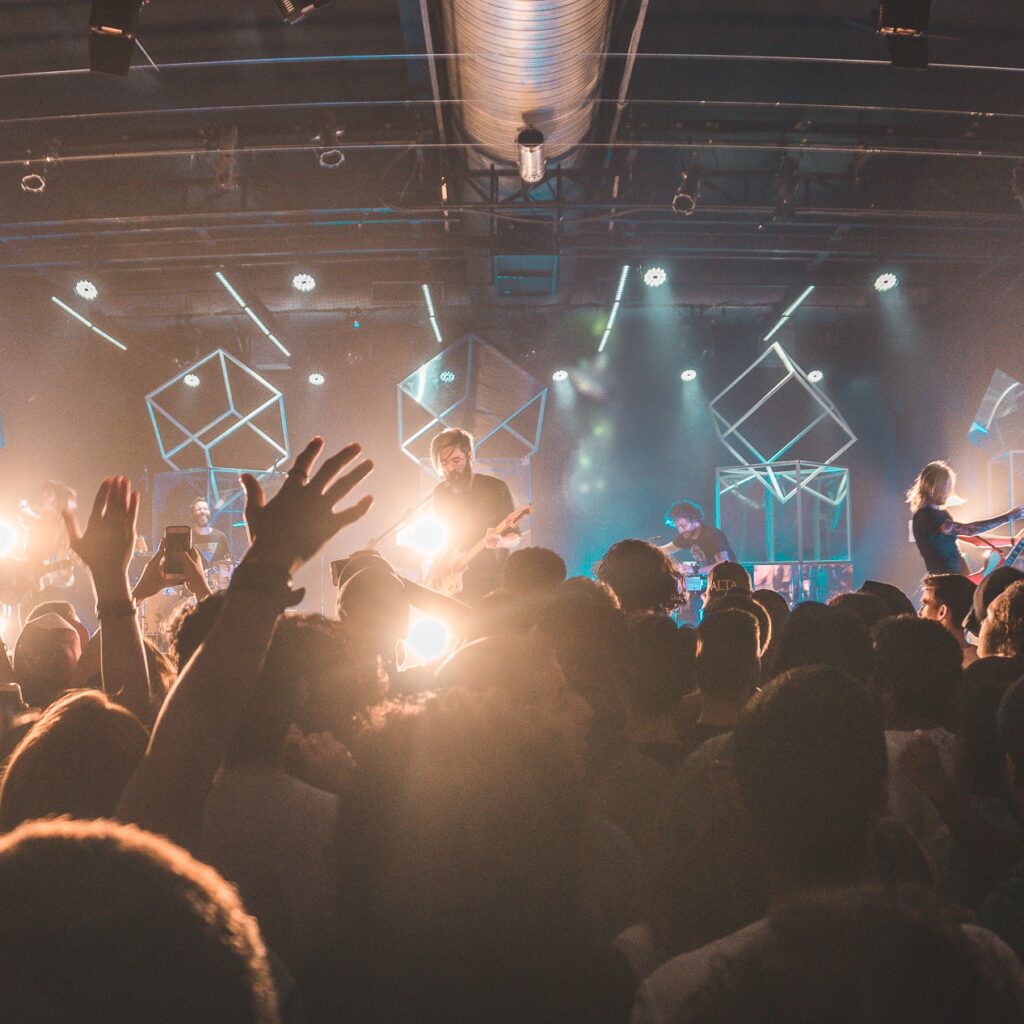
[396,516,448,556]
[51,296,127,351]
[0,521,18,557]
[308,371,326,386]
[406,614,452,663]
[552,369,569,382]
[680,369,697,382]
[874,272,898,292]
[643,266,667,288]
[183,373,201,388]
[292,273,316,292]
[439,369,456,384]
[598,264,631,352]
[75,280,98,300]
[807,369,824,383]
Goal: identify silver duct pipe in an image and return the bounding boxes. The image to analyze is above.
[440,0,614,177]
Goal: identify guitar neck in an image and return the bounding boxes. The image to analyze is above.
[1005,533,1024,570]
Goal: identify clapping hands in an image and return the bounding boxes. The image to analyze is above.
[63,476,138,595]
[240,437,373,574]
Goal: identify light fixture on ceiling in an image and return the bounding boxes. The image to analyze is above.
[876,0,931,68]
[75,280,98,300]
[680,369,697,382]
[552,369,569,383]
[183,373,201,388]
[672,166,699,215]
[439,369,456,384]
[88,0,143,76]
[20,172,46,193]
[308,371,326,386]
[643,266,667,288]
[292,273,316,292]
[516,127,546,185]
[874,272,899,292]
[273,0,331,23]
[807,369,824,383]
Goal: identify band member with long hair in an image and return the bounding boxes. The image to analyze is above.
[428,428,521,603]
[908,461,1023,575]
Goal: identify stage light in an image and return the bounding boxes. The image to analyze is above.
[598,264,631,353]
[552,369,569,383]
[422,284,443,344]
[215,270,291,358]
[74,279,98,300]
[680,369,697,382]
[516,127,546,185]
[273,0,331,24]
[20,173,45,193]
[353,320,361,329]
[763,284,815,343]
[643,266,667,288]
[876,0,931,68]
[874,272,899,292]
[318,149,345,169]
[808,369,824,383]
[397,516,448,556]
[406,615,451,663]
[292,273,316,293]
[439,369,456,384]
[308,371,326,386]
[183,373,200,388]
[51,296,127,351]
[0,521,17,557]
[88,0,143,76]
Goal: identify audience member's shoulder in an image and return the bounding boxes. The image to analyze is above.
[630,920,767,1024]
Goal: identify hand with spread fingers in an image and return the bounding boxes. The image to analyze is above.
[240,437,374,574]
[63,476,139,595]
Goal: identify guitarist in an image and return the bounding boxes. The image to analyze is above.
[908,460,1024,575]
[429,428,521,604]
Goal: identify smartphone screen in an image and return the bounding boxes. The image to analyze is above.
[164,525,192,576]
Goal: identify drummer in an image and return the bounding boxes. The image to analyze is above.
[188,497,231,565]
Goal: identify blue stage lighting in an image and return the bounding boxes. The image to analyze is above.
[808,369,824,383]
[552,369,569,382]
[643,266,667,288]
[874,272,898,292]
[439,369,456,383]
[680,369,697,382]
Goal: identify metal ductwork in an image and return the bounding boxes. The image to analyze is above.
[440,0,615,179]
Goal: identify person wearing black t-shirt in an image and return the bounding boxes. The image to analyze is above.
[908,460,1024,575]
[189,497,231,565]
[428,428,521,603]
[659,500,735,573]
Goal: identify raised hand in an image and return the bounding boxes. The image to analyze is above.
[63,477,139,592]
[240,437,373,574]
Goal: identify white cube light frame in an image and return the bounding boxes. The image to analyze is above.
[709,341,857,501]
[146,348,290,508]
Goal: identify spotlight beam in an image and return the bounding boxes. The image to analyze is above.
[51,296,127,351]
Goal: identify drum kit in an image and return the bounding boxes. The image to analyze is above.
[133,555,236,652]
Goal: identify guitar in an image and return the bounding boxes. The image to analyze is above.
[426,505,532,597]
[0,557,77,605]
[967,531,1024,586]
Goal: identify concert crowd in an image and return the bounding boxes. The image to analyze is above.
[5,435,1024,1022]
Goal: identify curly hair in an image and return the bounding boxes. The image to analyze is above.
[595,539,686,615]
